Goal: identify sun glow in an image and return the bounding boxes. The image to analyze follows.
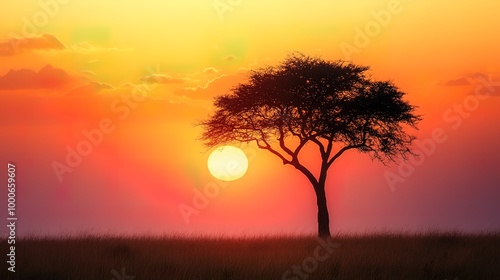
[207,146,249,181]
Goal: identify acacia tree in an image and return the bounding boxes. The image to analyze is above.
[200,53,420,237]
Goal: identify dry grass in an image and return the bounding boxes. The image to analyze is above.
[1,232,499,279]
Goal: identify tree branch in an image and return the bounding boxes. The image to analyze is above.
[254,139,291,165]
[327,144,365,167]
[310,138,326,156]
[291,158,318,186]
[278,124,295,157]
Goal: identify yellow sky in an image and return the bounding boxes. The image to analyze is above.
[2,1,499,84]
[1,1,497,93]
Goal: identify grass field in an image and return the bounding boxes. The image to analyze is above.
[1,232,499,279]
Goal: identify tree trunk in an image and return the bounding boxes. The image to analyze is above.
[314,182,331,237]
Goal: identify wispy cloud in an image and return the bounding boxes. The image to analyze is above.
[202,67,219,75]
[0,33,131,56]
[0,34,66,56]
[0,65,72,90]
[65,81,113,96]
[174,73,249,101]
[224,55,236,61]
[439,72,500,96]
[140,74,190,84]
[438,72,488,86]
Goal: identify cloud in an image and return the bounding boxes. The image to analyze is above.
[0,34,130,56]
[140,74,190,84]
[237,63,258,74]
[440,77,470,86]
[202,67,219,75]
[175,74,246,100]
[224,55,236,61]
[80,70,97,77]
[0,34,66,56]
[439,72,500,96]
[65,81,113,96]
[438,72,488,86]
[0,65,71,90]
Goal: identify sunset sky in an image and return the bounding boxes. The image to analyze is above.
[1,0,499,237]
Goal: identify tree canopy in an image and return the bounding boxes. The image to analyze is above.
[201,54,420,174]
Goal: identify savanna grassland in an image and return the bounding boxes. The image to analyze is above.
[1,232,499,280]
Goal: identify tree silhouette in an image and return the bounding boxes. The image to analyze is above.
[200,53,420,237]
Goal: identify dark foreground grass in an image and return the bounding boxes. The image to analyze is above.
[1,232,499,280]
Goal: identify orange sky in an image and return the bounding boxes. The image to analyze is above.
[1,0,500,236]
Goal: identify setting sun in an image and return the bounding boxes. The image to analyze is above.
[207,146,249,181]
